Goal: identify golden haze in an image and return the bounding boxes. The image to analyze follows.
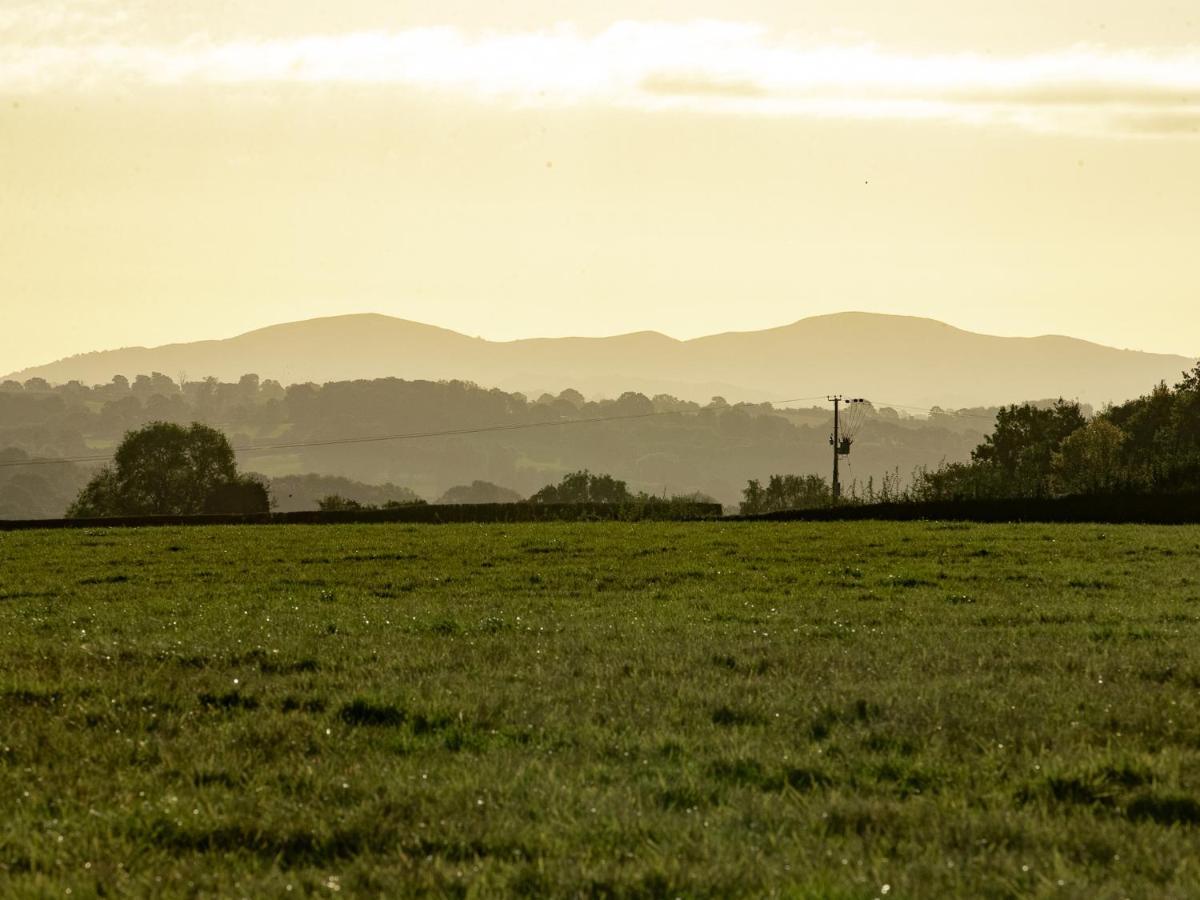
[1,1,1198,374]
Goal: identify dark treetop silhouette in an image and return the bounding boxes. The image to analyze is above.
[68,422,268,517]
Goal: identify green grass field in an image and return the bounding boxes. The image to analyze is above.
[3,521,1200,898]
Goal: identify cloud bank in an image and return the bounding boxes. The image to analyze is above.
[3,19,1199,136]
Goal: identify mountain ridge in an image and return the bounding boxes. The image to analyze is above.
[7,312,1194,409]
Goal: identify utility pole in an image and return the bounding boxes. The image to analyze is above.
[827,396,867,505]
[828,395,842,504]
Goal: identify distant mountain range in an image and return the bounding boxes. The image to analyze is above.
[6,313,1194,408]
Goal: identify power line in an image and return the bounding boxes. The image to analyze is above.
[0,451,114,469]
[0,395,831,470]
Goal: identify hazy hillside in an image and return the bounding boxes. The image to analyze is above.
[7,312,1193,408]
[0,375,992,515]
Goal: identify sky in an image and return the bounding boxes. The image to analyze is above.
[2,0,1199,373]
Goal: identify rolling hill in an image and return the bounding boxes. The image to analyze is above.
[6,312,1194,408]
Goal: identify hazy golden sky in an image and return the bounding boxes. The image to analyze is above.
[2,1,1199,373]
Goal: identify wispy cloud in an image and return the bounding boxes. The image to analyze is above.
[3,20,1200,136]
[0,1,129,41]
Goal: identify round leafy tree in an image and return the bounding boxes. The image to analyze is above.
[529,470,633,504]
[69,421,268,517]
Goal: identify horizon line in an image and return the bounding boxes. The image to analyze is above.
[7,308,1194,381]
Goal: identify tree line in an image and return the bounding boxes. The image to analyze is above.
[0,373,990,516]
[909,363,1200,501]
[10,361,1195,519]
[739,363,1200,513]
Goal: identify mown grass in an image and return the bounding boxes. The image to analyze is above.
[1,521,1200,897]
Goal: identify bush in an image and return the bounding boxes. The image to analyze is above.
[317,494,363,512]
[204,476,271,514]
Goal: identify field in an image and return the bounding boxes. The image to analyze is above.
[2,522,1200,898]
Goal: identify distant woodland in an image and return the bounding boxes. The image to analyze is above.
[0,373,996,518]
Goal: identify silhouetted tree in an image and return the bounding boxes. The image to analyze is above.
[437,481,523,504]
[1050,420,1128,495]
[1103,363,1200,491]
[613,392,654,416]
[67,421,267,517]
[740,474,830,514]
[530,470,633,504]
[238,373,260,399]
[557,388,585,408]
[970,400,1087,496]
[742,479,765,514]
[317,494,363,511]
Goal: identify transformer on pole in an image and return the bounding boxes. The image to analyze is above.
[828,396,866,505]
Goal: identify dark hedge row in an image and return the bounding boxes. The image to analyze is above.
[0,501,723,531]
[744,493,1200,524]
